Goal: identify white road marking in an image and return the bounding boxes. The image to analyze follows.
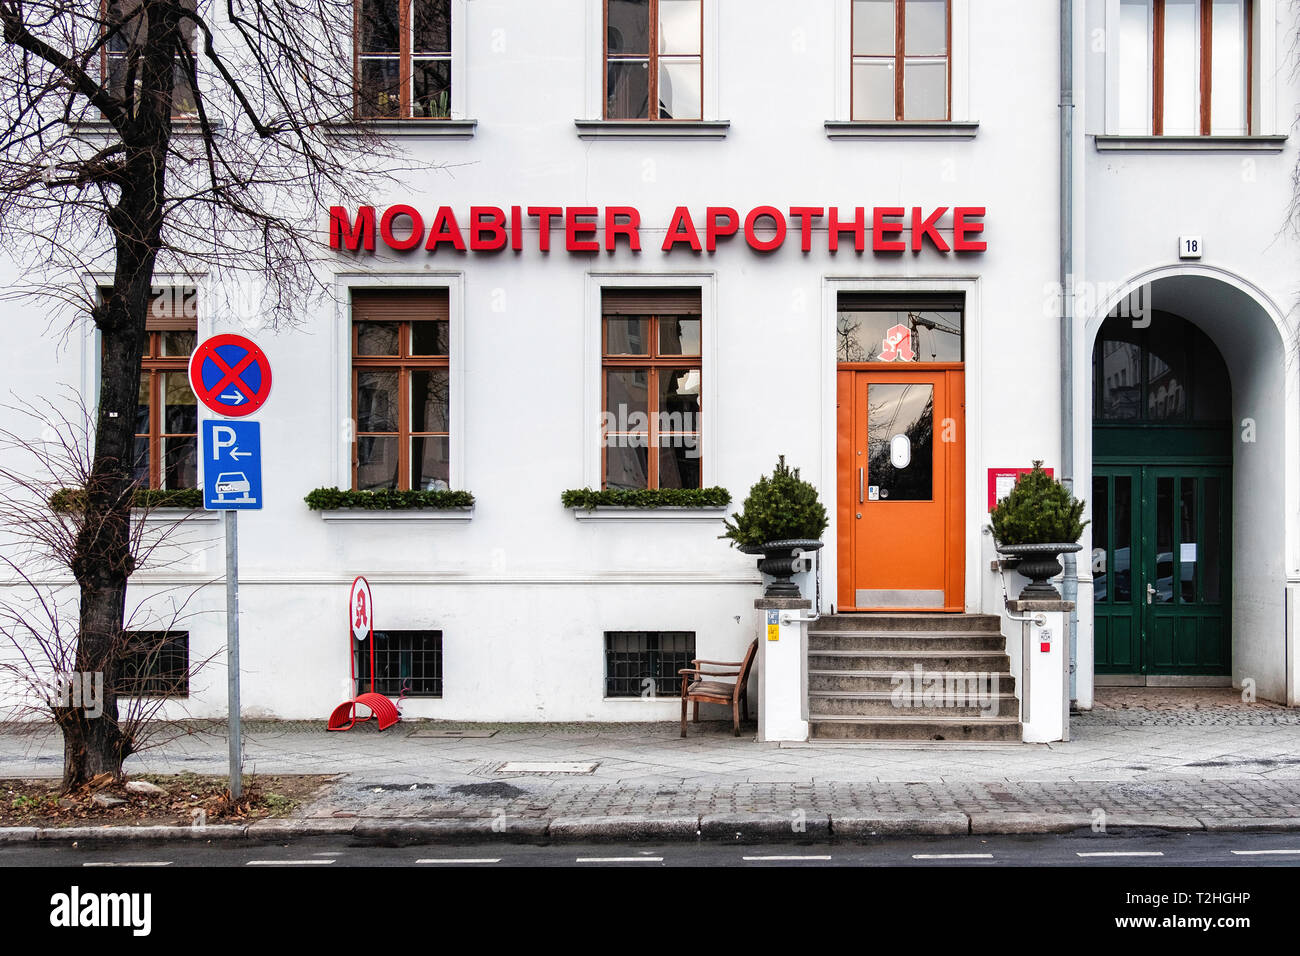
[742,855,833,861]
[1076,851,1164,858]
[1230,849,1300,856]
[246,859,335,866]
[575,856,664,863]
[912,853,994,860]
[82,861,172,867]
[416,858,502,864]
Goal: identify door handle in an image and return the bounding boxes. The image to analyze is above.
[859,467,864,504]
[1146,583,1155,605]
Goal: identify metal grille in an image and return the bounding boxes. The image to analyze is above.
[355,630,443,698]
[604,631,696,698]
[120,631,189,698]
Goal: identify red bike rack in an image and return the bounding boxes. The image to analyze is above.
[328,693,400,732]
[327,576,400,732]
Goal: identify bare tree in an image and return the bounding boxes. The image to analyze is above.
[0,1,395,787]
[0,397,222,785]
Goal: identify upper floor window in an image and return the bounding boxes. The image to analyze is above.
[102,0,198,115]
[852,0,950,121]
[605,0,702,120]
[1117,0,1251,135]
[356,0,451,118]
[351,289,450,491]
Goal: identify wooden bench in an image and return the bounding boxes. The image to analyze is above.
[678,639,758,737]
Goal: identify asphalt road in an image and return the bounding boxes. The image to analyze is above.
[4,829,1300,866]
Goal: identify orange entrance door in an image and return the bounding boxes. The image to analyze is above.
[836,366,965,612]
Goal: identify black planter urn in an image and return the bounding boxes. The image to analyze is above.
[995,542,1083,600]
[742,539,824,598]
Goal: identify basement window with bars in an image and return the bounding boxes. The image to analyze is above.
[120,631,189,698]
[355,630,443,697]
[604,631,695,698]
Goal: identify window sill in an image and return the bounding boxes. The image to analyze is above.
[570,506,729,522]
[318,507,474,522]
[1094,134,1288,153]
[825,120,979,140]
[574,120,730,140]
[138,509,220,523]
[74,118,212,136]
[326,119,478,139]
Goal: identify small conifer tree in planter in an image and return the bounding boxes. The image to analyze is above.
[721,456,829,598]
[989,461,1088,600]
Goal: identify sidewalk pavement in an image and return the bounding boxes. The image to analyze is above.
[3,689,1299,843]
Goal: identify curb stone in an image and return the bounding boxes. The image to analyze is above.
[548,814,700,842]
[350,818,551,844]
[968,813,1096,835]
[3,811,1299,844]
[247,818,357,839]
[35,824,250,842]
[968,812,1206,834]
[1197,816,1300,831]
[832,812,970,838]
[699,811,832,843]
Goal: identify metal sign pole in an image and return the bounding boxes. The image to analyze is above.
[224,509,242,799]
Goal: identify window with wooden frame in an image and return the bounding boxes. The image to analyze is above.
[1117,0,1252,135]
[101,0,199,115]
[851,0,950,121]
[352,289,450,491]
[113,286,198,490]
[355,0,451,119]
[602,289,701,490]
[604,0,702,120]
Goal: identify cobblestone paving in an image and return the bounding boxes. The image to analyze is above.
[4,691,1299,828]
[1080,688,1300,726]
[312,777,1300,822]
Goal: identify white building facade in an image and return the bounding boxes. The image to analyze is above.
[2,0,1298,726]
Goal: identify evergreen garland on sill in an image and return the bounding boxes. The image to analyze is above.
[304,487,475,511]
[49,487,204,513]
[561,487,731,510]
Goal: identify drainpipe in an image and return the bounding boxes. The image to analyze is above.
[1059,0,1079,712]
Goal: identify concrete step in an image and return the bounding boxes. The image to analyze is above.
[807,650,1011,672]
[808,715,1024,742]
[815,613,1001,633]
[808,690,1021,718]
[808,631,1007,652]
[809,669,1018,695]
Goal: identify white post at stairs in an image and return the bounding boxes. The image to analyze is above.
[756,597,811,742]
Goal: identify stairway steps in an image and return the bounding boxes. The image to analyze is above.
[809,715,1023,742]
[808,650,1011,672]
[814,614,1001,632]
[809,631,1007,652]
[806,613,1021,742]
[808,691,1021,718]
[809,669,1018,695]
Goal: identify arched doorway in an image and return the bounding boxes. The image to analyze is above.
[1092,310,1232,681]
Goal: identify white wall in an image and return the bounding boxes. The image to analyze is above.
[0,1,1295,719]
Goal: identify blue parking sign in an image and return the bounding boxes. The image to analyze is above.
[202,420,263,510]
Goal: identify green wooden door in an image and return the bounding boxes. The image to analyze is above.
[1093,465,1231,675]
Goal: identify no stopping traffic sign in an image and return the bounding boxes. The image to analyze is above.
[188,333,273,417]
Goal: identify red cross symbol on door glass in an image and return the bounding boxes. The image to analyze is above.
[879,324,915,362]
